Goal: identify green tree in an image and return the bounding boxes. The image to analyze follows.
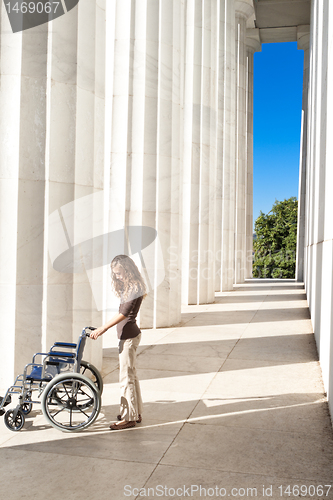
[253,197,298,279]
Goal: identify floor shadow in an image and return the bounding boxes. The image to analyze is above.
[180,307,310,326]
[3,392,331,439]
[234,285,305,291]
[100,333,318,382]
[214,293,307,304]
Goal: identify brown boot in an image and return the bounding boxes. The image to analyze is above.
[110,420,136,430]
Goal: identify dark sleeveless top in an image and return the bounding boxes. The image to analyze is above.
[117,294,143,340]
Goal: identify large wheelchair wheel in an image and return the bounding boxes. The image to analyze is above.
[80,360,103,395]
[41,373,101,432]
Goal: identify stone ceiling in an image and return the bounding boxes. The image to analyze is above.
[247,0,311,43]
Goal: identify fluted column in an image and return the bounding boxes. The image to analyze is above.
[296,25,310,283]
[107,0,184,328]
[72,0,106,367]
[245,29,261,279]
[234,0,254,284]
[182,0,218,305]
[0,9,47,390]
[44,2,104,369]
[216,0,237,292]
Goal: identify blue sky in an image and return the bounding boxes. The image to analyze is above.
[253,42,304,224]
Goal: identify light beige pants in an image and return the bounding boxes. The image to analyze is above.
[118,333,143,422]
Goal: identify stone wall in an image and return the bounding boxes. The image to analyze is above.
[302,0,333,419]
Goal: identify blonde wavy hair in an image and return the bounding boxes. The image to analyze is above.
[111,255,147,301]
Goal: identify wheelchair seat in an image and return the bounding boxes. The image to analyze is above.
[26,366,52,382]
[26,353,75,382]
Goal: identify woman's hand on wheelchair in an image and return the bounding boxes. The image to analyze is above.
[90,327,105,340]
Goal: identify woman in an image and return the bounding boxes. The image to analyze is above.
[90,255,146,430]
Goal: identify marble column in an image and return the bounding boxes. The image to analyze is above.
[43,5,77,355]
[304,0,324,312]
[0,8,47,390]
[72,0,106,367]
[245,29,261,279]
[44,1,104,369]
[107,0,184,328]
[234,0,254,284]
[216,0,237,292]
[182,0,218,305]
[296,25,310,283]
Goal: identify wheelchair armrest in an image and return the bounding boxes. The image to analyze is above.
[51,342,77,349]
[32,352,50,363]
[47,351,76,359]
[32,351,76,365]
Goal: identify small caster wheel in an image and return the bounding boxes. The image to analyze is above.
[20,402,33,415]
[4,408,25,431]
[20,392,33,415]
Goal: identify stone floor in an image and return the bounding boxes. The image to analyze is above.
[1,281,333,499]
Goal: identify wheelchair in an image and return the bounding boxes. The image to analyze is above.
[0,327,103,433]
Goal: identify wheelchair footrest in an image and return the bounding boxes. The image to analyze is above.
[0,395,12,408]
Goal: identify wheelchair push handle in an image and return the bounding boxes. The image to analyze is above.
[84,326,97,338]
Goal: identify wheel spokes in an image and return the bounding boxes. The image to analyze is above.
[44,377,98,430]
